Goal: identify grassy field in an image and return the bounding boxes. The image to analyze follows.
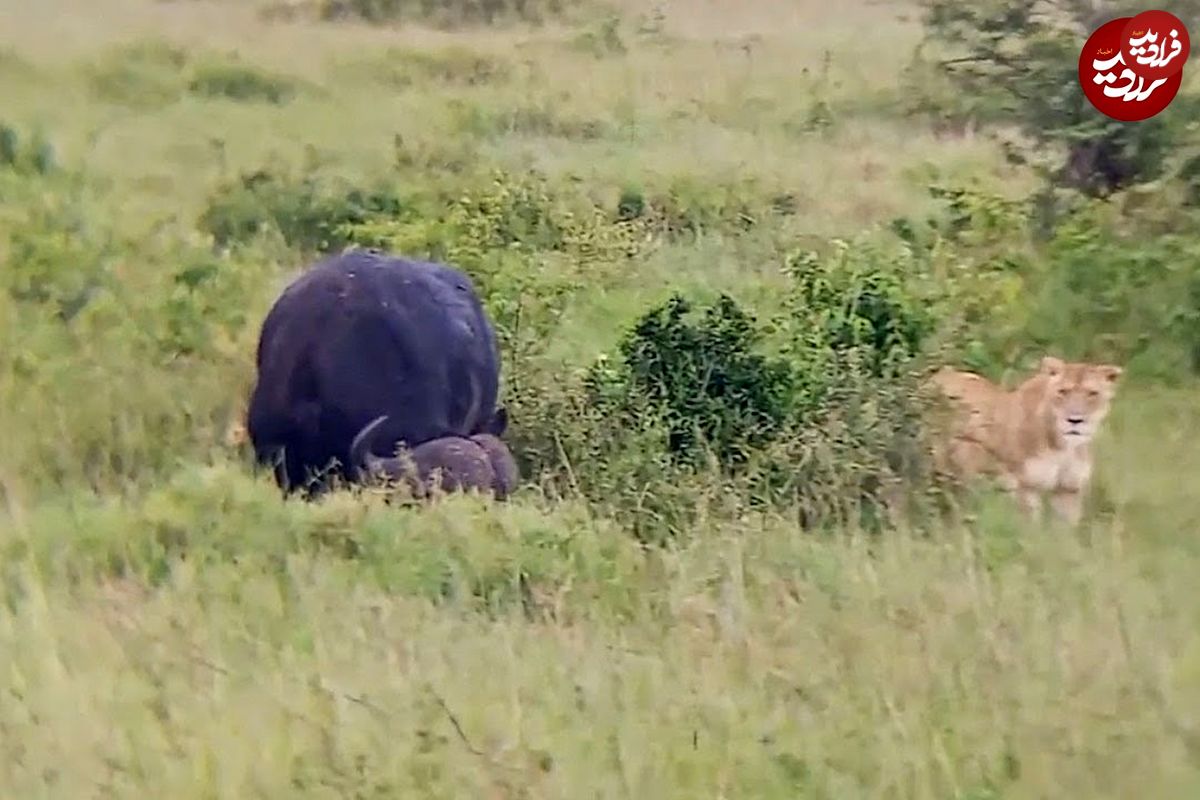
[1,0,1199,797]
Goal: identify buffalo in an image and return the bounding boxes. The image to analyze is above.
[246,248,505,494]
[348,414,520,500]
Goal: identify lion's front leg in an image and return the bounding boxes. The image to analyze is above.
[995,471,1040,524]
[1049,488,1083,526]
[1016,487,1043,525]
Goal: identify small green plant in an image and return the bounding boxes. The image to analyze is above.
[603,293,794,467]
[198,166,413,251]
[187,60,302,104]
[84,39,189,108]
[572,13,627,57]
[0,122,56,176]
[337,46,513,89]
[307,0,589,28]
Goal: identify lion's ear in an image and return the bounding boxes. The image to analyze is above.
[1099,364,1123,383]
[1039,356,1064,377]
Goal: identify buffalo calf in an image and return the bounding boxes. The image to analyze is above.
[349,415,518,500]
[467,432,519,500]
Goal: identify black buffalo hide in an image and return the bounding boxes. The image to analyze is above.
[246,249,504,494]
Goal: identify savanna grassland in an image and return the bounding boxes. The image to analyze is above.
[2,0,1200,797]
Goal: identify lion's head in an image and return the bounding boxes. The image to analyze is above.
[1038,356,1123,445]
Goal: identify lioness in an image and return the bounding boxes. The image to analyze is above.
[929,355,1123,525]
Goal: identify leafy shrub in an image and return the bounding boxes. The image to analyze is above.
[0,163,274,495]
[596,293,795,468]
[276,0,591,27]
[781,244,934,382]
[84,39,189,108]
[508,243,944,540]
[1021,203,1200,380]
[0,122,57,176]
[447,98,611,141]
[198,167,414,251]
[85,41,305,108]
[335,46,513,89]
[187,60,302,104]
[890,180,1200,381]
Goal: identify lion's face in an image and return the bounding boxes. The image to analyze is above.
[1039,356,1123,444]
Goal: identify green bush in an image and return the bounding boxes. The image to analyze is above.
[84,39,189,108]
[307,0,589,27]
[198,167,414,251]
[507,242,944,540]
[890,182,1200,381]
[447,99,612,141]
[0,121,57,176]
[598,293,795,468]
[335,46,513,89]
[85,41,305,108]
[187,60,302,104]
[1022,203,1200,380]
[0,156,276,496]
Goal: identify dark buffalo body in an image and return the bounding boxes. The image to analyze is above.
[247,249,503,493]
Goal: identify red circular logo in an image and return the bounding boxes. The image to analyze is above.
[1079,14,1188,121]
[1121,10,1190,81]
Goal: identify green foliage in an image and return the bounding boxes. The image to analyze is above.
[298,0,589,27]
[781,243,935,381]
[187,60,302,104]
[908,0,1200,196]
[85,39,189,108]
[1024,202,1200,379]
[198,166,413,252]
[335,46,514,89]
[602,293,795,467]
[0,121,57,176]
[514,243,943,540]
[447,98,612,141]
[85,40,305,108]
[6,464,646,618]
[890,180,1200,380]
[0,156,271,494]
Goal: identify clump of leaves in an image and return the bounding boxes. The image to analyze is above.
[86,41,305,108]
[336,46,513,89]
[0,122,56,175]
[187,60,302,104]
[198,166,413,252]
[597,293,795,468]
[85,39,190,108]
[514,246,943,538]
[292,0,589,28]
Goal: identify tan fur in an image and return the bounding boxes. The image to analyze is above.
[928,356,1123,525]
